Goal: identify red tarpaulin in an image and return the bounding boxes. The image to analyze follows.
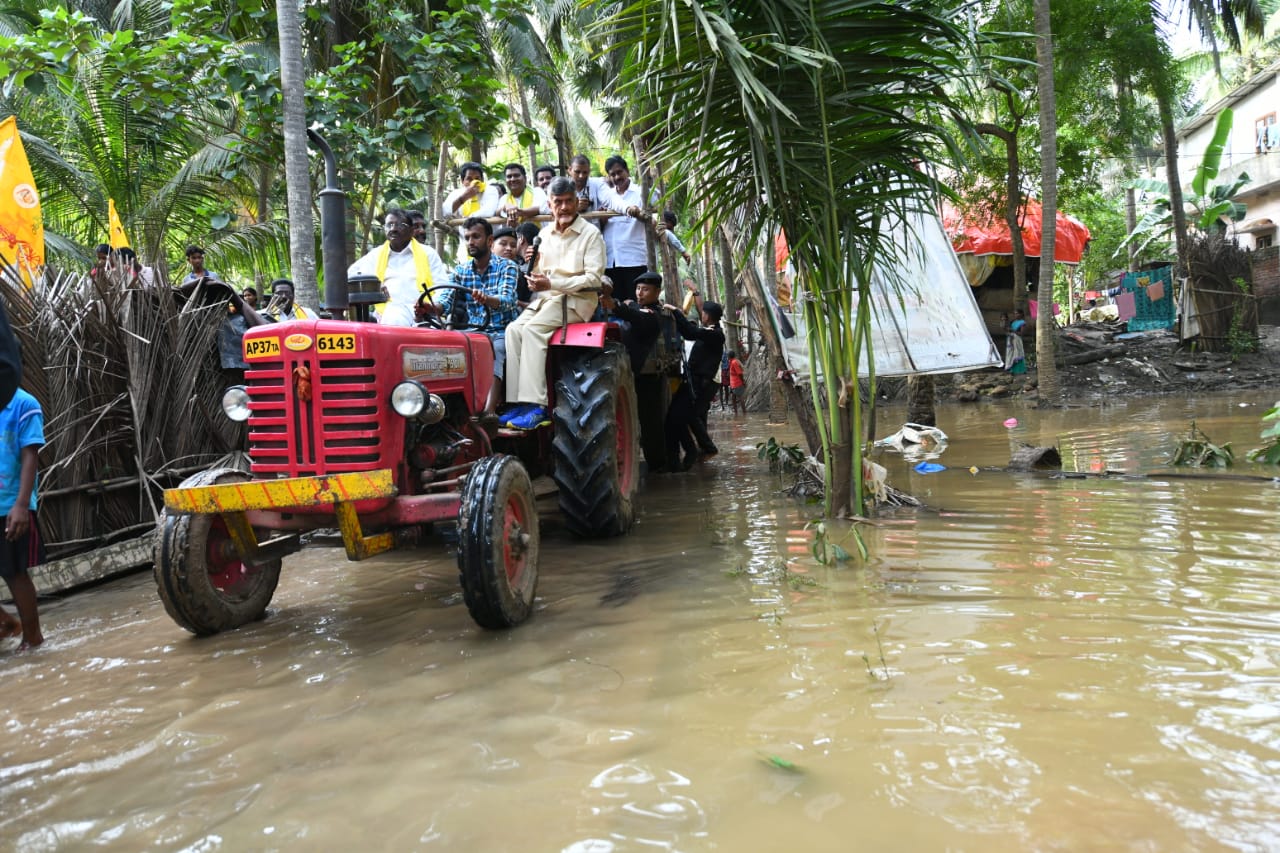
[943,199,1091,265]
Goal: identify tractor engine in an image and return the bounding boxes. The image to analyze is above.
[230,321,495,503]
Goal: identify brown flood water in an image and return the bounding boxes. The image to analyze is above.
[4,391,1280,851]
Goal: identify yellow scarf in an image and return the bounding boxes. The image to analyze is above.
[373,240,434,289]
[461,181,487,217]
[503,187,533,210]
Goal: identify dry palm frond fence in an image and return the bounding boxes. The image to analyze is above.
[1184,234,1257,353]
[2,267,241,560]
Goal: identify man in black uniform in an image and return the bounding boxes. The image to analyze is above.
[667,299,724,465]
[601,271,671,471]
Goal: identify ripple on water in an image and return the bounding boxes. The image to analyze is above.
[5,397,1280,849]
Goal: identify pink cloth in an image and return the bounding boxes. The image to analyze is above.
[1115,291,1137,321]
[1146,281,1165,302]
[1027,301,1061,320]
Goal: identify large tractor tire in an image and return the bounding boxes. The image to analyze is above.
[552,342,641,537]
[153,468,282,636]
[457,454,539,629]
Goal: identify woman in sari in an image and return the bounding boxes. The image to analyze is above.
[1003,309,1027,375]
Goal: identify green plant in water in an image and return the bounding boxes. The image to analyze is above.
[808,519,868,564]
[1226,277,1258,362]
[756,437,805,472]
[860,622,891,681]
[1171,421,1234,467]
[1248,402,1280,464]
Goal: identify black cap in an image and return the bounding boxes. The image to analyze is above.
[702,301,723,321]
[492,226,516,240]
[635,271,662,287]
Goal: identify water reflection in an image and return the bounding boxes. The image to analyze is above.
[3,393,1280,849]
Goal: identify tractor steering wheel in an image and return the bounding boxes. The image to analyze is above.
[417,284,494,332]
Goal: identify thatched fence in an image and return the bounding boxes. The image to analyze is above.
[1185,234,1258,353]
[3,269,240,561]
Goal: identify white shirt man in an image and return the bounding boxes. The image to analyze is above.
[498,163,550,221]
[348,209,451,326]
[597,155,650,303]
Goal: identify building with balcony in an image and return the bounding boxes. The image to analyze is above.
[1176,61,1280,322]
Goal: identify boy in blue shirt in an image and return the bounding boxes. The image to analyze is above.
[0,388,45,649]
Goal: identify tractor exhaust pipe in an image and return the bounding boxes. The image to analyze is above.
[307,129,348,317]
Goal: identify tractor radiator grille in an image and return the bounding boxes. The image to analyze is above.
[246,357,384,477]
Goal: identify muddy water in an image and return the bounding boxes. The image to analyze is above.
[4,392,1280,851]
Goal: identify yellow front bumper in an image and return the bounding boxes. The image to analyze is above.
[164,470,399,561]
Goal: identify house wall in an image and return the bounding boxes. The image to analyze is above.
[1251,245,1280,324]
[1177,69,1280,251]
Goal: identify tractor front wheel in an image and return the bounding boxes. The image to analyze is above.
[153,468,282,636]
[457,455,540,629]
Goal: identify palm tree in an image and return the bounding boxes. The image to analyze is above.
[2,0,292,277]
[599,0,971,518]
[276,0,318,307]
[1034,0,1060,404]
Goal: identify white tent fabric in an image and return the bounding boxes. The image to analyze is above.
[776,208,1002,381]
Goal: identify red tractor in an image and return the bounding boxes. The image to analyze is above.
[154,275,640,635]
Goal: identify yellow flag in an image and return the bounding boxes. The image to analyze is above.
[0,115,44,287]
[108,198,130,249]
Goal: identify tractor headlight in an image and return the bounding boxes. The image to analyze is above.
[221,385,252,422]
[391,381,427,417]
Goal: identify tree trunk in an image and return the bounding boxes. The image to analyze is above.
[724,223,820,450]
[1158,92,1190,279]
[516,83,538,172]
[554,123,571,174]
[1125,185,1138,272]
[255,162,273,292]
[717,231,738,351]
[434,142,450,256]
[277,0,319,309]
[976,107,1029,316]
[906,375,936,426]
[761,243,788,423]
[1033,0,1060,405]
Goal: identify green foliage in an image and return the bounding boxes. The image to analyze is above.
[806,519,863,565]
[756,437,804,472]
[602,0,972,519]
[1248,402,1280,464]
[1227,276,1258,360]
[1170,421,1234,467]
[1122,110,1251,258]
[0,0,519,276]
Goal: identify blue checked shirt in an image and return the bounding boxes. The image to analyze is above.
[438,255,520,337]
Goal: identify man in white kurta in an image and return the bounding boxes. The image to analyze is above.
[347,208,451,326]
[501,177,606,430]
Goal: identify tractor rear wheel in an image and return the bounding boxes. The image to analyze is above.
[457,454,540,629]
[153,468,282,636]
[552,342,640,537]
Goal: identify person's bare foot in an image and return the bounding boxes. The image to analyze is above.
[17,635,43,651]
[0,613,20,640]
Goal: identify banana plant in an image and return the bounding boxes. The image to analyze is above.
[1119,108,1250,258]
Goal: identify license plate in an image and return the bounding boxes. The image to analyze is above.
[317,333,357,354]
[244,337,281,360]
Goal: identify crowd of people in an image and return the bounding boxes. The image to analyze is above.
[81,155,746,458]
[3,154,752,649]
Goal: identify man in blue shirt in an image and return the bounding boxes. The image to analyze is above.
[422,217,520,419]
